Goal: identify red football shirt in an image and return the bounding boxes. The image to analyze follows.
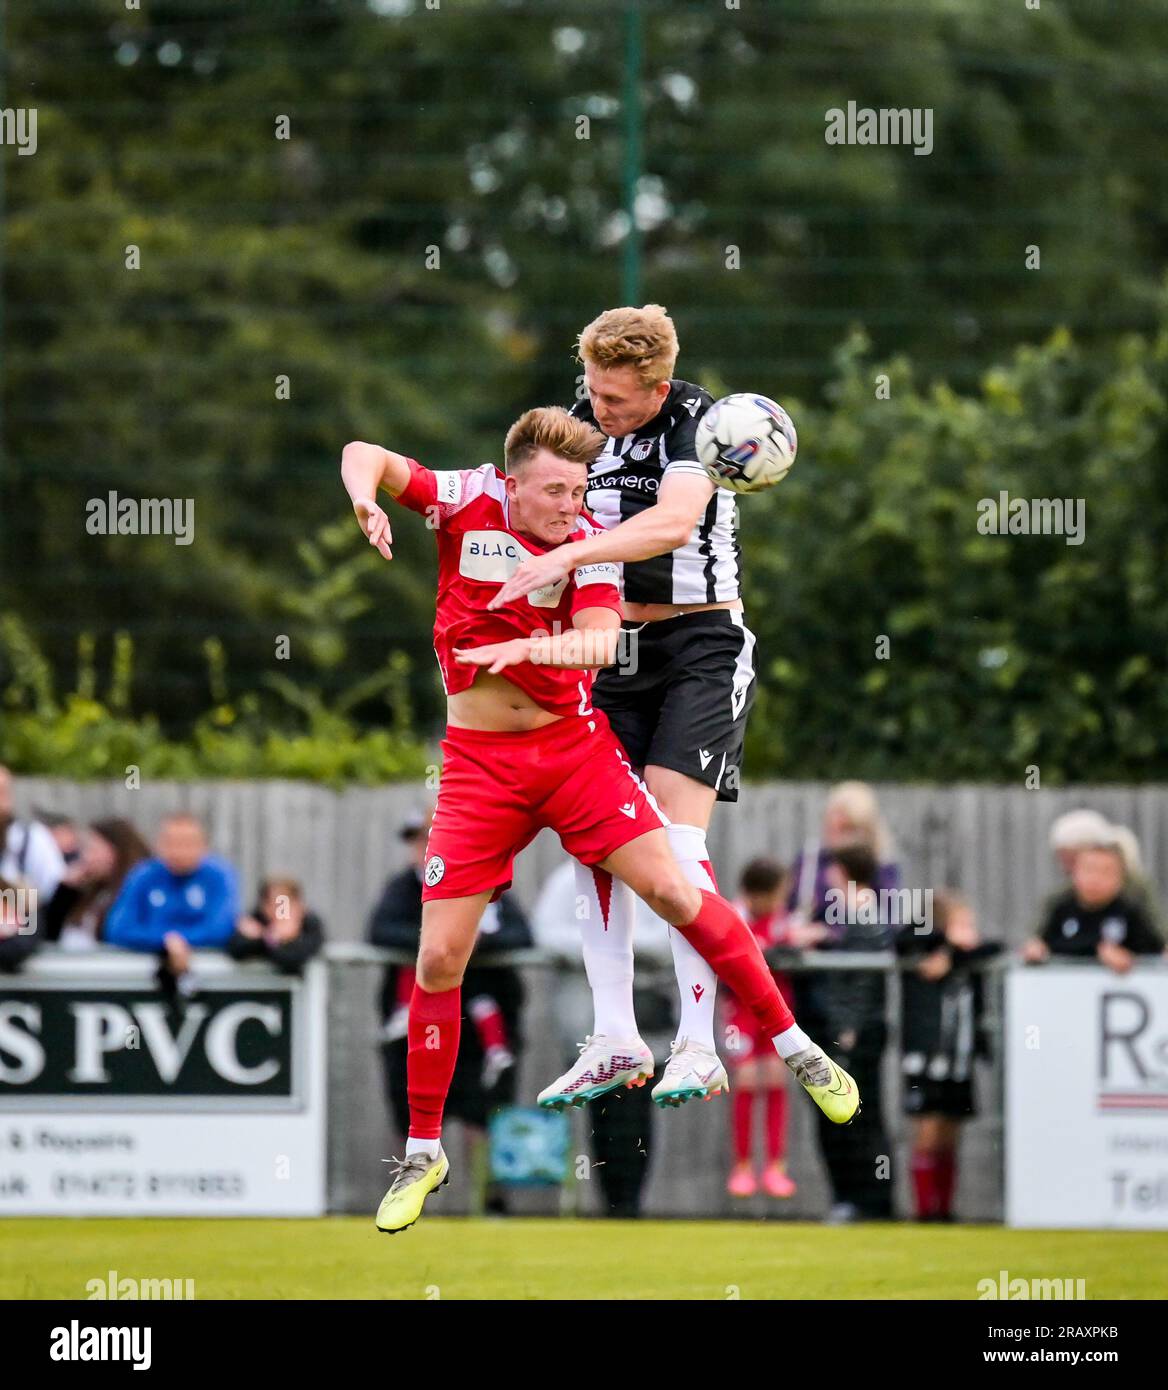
[397,458,623,716]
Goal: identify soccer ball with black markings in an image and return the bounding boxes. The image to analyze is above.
[696,393,798,494]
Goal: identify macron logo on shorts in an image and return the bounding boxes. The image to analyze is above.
[424,855,446,887]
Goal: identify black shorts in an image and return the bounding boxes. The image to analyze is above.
[592,609,757,803]
[902,1075,976,1119]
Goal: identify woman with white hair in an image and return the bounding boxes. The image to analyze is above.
[784,781,901,930]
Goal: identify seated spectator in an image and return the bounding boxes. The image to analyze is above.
[227,877,324,975]
[896,890,1001,1222]
[1023,840,1164,973]
[724,858,802,1201]
[104,814,238,989]
[0,765,66,901]
[0,874,38,973]
[43,819,151,949]
[370,808,531,1216]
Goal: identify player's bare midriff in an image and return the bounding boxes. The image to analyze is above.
[446,671,563,733]
[623,597,743,623]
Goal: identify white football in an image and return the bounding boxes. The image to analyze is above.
[696,393,798,493]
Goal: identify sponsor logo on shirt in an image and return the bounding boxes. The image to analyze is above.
[459,531,523,582]
[574,562,619,587]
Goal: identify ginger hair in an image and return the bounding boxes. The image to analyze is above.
[503,406,605,474]
[576,304,679,388]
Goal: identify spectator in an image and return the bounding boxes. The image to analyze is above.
[531,857,674,1218]
[1029,808,1113,938]
[0,765,67,901]
[43,819,150,949]
[784,781,901,930]
[1023,840,1164,973]
[370,808,530,1215]
[1107,822,1165,939]
[897,890,1001,1222]
[227,877,324,975]
[0,874,38,973]
[814,842,894,1223]
[104,813,238,989]
[724,858,800,1200]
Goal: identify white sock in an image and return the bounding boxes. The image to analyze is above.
[664,823,718,1051]
[574,859,639,1039]
[772,1023,813,1060]
[406,1136,441,1159]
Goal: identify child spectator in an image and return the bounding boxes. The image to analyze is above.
[1024,840,1164,973]
[104,813,239,988]
[43,819,151,949]
[227,877,324,975]
[897,890,1001,1222]
[725,857,800,1200]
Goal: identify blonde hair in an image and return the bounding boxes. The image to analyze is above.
[503,406,605,474]
[576,304,679,388]
[824,780,896,862]
[1106,824,1143,878]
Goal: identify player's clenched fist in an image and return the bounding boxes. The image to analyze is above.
[353,497,394,560]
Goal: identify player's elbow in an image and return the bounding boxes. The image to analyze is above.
[659,510,697,549]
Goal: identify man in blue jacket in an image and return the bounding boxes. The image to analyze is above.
[105,814,238,981]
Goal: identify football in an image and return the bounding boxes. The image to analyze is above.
[696,393,798,493]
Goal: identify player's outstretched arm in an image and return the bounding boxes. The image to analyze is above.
[340,441,414,560]
[489,471,715,608]
[453,609,621,675]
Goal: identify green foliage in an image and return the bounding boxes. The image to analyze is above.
[741,304,1168,781]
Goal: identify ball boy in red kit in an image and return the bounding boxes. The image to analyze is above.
[340,406,858,1234]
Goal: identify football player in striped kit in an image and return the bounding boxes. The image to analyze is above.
[492,305,761,1109]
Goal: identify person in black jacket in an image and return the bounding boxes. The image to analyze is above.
[897,890,1001,1221]
[369,809,531,1213]
[1023,841,1164,972]
[226,877,324,975]
[814,843,894,1222]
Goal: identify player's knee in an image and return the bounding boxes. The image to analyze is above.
[640,869,697,925]
[416,940,466,991]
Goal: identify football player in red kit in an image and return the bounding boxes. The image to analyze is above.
[341,406,858,1234]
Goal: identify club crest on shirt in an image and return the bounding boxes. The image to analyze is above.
[424,855,446,887]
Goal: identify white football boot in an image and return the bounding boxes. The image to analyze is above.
[651,1037,730,1109]
[537,1035,655,1110]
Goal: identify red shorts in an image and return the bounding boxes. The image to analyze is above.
[422,711,666,902]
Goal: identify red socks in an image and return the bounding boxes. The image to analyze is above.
[677,890,794,1038]
[912,1148,958,1218]
[407,983,461,1140]
[935,1148,956,1216]
[765,1085,787,1162]
[468,994,508,1052]
[732,1089,753,1162]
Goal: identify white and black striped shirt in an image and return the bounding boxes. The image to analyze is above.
[570,379,742,606]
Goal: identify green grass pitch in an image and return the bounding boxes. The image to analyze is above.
[3,1218,1165,1300]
